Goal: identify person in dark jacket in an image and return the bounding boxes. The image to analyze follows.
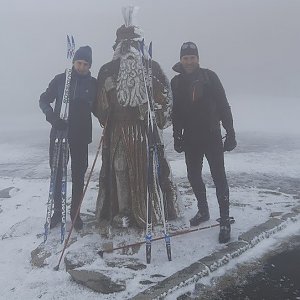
[171,42,237,243]
[39,46,97,230]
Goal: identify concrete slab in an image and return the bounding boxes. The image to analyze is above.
[281,212,298,221]
[238,218,284,244]
[199,241,249,272]
[132,262,208,299]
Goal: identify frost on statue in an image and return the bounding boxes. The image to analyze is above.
[94,7,179,229]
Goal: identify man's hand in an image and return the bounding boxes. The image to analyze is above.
[52,118,68,131]
[46,111,67,130]
[223,132,237,152]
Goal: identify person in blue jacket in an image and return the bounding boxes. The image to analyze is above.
[39,46,97,230]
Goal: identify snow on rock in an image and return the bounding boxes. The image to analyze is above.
[64,246,98,272]
[105,257,147,271]
[31,243,52,268]
[0,187,20,198]
[68,269,126,294]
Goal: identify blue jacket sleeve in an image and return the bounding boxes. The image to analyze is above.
[39,75,59,117]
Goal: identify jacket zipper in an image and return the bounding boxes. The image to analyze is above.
[73,79,78,100]
[192,86,196,102]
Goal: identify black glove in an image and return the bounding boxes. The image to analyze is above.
[53,118,68,130]
[223,132,237,152]
[174,135,184,153]
[46,111,68,130]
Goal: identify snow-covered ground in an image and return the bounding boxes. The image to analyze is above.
[0,127,299,299]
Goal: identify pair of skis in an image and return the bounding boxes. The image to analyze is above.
[44,131,68,243]
[44,35,75,244]
[139,40,171,264]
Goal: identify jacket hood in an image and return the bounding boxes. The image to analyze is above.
[172,62,184,74]
[172,62,202,76]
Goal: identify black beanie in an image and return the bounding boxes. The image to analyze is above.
[180,42,199,58]
[73,46,92,66]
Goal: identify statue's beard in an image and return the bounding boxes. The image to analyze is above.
[116,51,147,107]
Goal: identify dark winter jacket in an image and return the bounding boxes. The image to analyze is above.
[171,62,235,149]
[39,68,97,144]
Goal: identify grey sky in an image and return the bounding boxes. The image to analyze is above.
[0,0,299,133]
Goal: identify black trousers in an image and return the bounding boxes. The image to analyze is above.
[184,136,229,219]
[49,138,88,215]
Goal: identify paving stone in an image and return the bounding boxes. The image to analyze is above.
[199,241,249,272]
[132,262,208,299]
[238,218,284,244]
[281,212,298,221]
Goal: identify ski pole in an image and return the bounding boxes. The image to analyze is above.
[54,123,107,271]
[98,222,225,258]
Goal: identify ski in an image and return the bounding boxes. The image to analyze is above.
[60,133,68,243]
[139,40,172,262]
[60,35,75,121]
[44,137,61,242]
[147,42,171,262]
[44,35,74,243]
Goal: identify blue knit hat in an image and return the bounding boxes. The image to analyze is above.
[73,46,92,66]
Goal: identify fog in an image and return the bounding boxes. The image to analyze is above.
[0,0,299,135]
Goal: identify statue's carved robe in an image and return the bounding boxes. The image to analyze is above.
[94,58,178,228]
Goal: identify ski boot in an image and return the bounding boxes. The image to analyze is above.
[218,218,232,243]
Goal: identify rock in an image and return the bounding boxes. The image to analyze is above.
[258,190,282,196]
[139,280,155,285]
[106,258,146,271]
[269,212,283,217]
[68,269,126,293]
[0,187,19,198]
[64,249,96,272]
[150,274,166,278]
[31,244,52,267]
[292,205,300,213]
